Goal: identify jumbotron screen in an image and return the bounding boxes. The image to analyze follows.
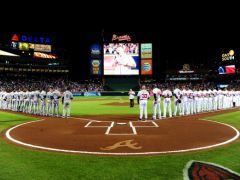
[103,43,139,75]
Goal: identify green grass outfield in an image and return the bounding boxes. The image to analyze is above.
[0,96,240,179]
[70,96,175,116]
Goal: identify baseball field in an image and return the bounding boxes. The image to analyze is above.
[0,96,240,179]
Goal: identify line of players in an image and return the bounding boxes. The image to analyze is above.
[0,88,73,118]
[138,85,240,120]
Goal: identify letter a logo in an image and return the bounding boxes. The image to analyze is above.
[100,139,142,150]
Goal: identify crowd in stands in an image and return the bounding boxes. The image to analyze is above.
[0,77,104,93]
[1,76,240,93]
[104,43,139,54]
[140,81,240,92]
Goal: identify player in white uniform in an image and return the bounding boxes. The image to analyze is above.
[62,88,73,118]
[137,85,150,120]
[173,87,182,116]
[152,87,161,120]
[212,89,218,111]
[181,88,188,115]
[208,89,213,111]
[217,89,223,110]
[162,88,173,118]
[187,89,194,115]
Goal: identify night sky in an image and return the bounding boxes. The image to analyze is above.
[0,8,239,80]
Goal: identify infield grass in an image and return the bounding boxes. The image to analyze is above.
[0,96,240,179]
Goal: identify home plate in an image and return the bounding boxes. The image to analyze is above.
[117,122,127,125]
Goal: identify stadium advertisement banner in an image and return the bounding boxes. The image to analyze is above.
[33,52,57,59]
[141,43,152,59]
[19,42,29,51]
[84,92,101,96]
[11,42,19,49]
[34,44,52,52]
[91,44,101,58]
[104,43,139,75]
[90,59,102,75]
[141,59,152,75]
[218,65,236,74]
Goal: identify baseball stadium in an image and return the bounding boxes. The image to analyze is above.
[0,30,240,179]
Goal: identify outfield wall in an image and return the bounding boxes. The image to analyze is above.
[73,92,129,96]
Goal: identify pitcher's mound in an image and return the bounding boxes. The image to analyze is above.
[102,102,129,106]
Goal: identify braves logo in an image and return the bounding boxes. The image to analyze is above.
[100,139,142,150]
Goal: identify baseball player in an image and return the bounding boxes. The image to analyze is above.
[62,87,73,118]
[46,88,53,116]
[33,90,40,114]
[162,88,173,118]
[52,89,61,117]
[173,87,182,116]
[212,89,218,111]
[40,90,47,116]
[152,87,161,120]
[137,85,150,120]
[181,87,188,115]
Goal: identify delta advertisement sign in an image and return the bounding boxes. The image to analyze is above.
[11,34,51,44]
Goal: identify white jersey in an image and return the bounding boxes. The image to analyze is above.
[162,90,172,98]
[188,90,194,100]
[113,54,136,75]
[173,88,182,101]
[182,89,188,102]
[137,90,150,101]
[63,91,73,103]
[153,88,161,102]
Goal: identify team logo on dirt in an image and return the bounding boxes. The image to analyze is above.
[100,139,142,150]
[183,160,240,180]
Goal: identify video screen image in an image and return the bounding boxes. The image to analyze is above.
[104,43,139,75]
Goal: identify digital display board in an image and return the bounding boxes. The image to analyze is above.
[104,43,139,75]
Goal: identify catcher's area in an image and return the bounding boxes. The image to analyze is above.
[2,109,240,156]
